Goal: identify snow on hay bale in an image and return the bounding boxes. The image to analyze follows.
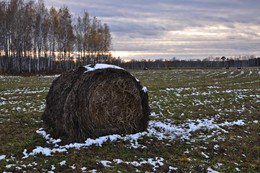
[42,64,150,142]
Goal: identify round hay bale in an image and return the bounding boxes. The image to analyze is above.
[42,64,150,142]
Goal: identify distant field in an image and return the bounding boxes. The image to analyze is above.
[0,68,260,172]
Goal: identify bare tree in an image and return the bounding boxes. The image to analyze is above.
[0,0,113,74]
[221,56,226,67]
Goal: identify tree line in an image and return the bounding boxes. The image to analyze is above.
[0,0,112,74]
[118,56,260,69]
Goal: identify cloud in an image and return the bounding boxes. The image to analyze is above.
[44,0,260,60]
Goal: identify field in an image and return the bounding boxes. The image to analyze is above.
[0,68,260,172]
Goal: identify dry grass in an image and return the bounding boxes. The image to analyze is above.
[0,67,259,172]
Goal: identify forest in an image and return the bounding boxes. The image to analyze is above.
[0,0,112,74]
[120,56,260,69]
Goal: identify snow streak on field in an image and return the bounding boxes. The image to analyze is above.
[0,68,260,172]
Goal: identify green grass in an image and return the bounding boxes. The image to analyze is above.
[0,68,260,172]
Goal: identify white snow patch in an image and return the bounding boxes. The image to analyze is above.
[148,157,164,171]
[100,160,112,167]
[149,118,245,140]
[51,165,55,170]
[207,167,220,173]
[23,131,147,157]
[59,160,66,166]
[169,166,178,171]
[6,164,16,169]
[88,169,97,173]
[84,63,123,72]
[23,146,67,158]
[31,147,52,156]
[0,97,7,101]
[22,149,29,159]
[113,159,124,164]
[113,157,164,171]
[142,86,148,93]
[70,164,76,170]
[36,128,62,145]
[81,167,87,172]
[207,86,221,89]
[214,145,220,150]
[0,100,7,106]
[201,152,210,159]
[22,118,246,158]
[235,167,241,171]
[150,112,157,117]
[0,155,6,160]
[16,166,22,170]
[220,120,245,126]
[216,163,224,167]
[42,74,61,78]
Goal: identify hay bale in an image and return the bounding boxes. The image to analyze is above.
[42,64,150,142]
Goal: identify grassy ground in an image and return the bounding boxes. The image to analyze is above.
[0,68,259,172]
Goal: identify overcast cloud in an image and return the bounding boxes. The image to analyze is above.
[45,0,260,60]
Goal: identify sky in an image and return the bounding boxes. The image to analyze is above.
[44,0,260,61]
